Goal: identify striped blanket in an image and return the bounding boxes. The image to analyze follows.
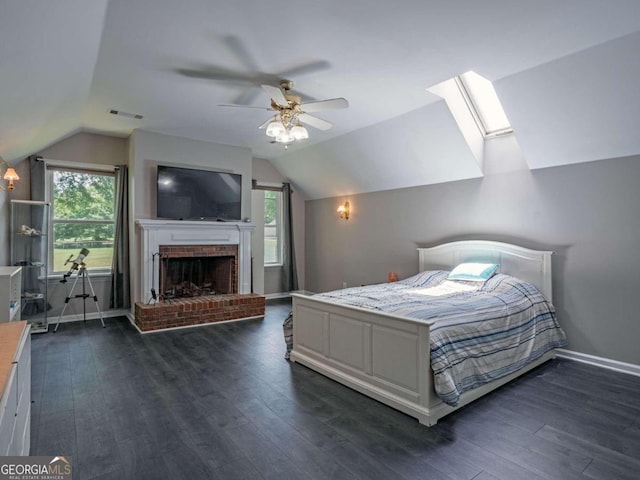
[313,271,568,405]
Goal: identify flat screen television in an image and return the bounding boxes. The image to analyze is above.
[157,165,242,221]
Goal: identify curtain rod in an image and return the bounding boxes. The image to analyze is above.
[252,179,285,191]
[40,157,120,173]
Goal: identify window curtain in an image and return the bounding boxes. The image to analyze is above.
[29,155,45,200]
[109,165,130,309]
[280,182,298,292]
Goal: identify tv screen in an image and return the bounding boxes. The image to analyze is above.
[157,165,242,221]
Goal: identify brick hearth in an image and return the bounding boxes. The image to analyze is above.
[135,294,265,332]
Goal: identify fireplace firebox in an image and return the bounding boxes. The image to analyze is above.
[161,255,235,298]
[158,244,238,299]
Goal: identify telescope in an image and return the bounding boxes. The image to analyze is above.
[61,248,90,283]
[54,247,104,331]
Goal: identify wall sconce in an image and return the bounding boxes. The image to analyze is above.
[337,201,350,220]
[0,157,19,191]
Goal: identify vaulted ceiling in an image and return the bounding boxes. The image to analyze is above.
[2,1,640,199]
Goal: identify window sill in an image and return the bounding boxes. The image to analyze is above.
[264,264,283,269]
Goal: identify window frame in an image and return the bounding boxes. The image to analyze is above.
[46,162,117,276]
[455,72,513,138]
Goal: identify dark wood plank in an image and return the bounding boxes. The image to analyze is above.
[33,408,77,458]
[223,420,312,479]
[230,394,358,479]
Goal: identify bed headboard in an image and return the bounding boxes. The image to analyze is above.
[417,240,553,301]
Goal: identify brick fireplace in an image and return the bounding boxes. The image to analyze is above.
[134,219,264,332]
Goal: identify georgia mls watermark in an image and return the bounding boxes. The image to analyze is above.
[0,456,72,480]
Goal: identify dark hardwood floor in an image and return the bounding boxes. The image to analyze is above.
[31,299,640,479]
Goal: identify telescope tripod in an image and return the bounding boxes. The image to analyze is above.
[54,264,105,332]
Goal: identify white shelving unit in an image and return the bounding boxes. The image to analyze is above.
[10,200,50,333]
[0,266,22,322]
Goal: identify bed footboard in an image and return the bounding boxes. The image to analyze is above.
[290,293,558,426]
[290,293,441,426]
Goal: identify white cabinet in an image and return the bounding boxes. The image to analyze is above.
[0,266,22,322]
[0,321,31,456]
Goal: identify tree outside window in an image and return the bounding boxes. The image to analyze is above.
[49,169,116,272]
[264,190,283,265]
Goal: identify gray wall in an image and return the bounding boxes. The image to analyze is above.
[0,132,128,319]
[305,155,640,366]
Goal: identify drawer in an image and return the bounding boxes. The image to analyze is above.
[16,344,31,401]
[16,332,31,364]
[16,382,30,430]
[15,402,31,456]
[0,366,17,456]
[15,330,31,457]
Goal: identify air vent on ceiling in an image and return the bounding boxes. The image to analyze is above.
[107,109,144,120]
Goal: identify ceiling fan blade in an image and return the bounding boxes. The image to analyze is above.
[175,66,255,84]
[221,35,261,72]
[298,113,333,131]
[232,88,261,106]
[277,60,331,79]
[300,97,349,112]
[261,84,289,107]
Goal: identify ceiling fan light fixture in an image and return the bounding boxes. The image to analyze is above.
[290,124,308,140]
[266,119,285,137]
[275,130,294,143]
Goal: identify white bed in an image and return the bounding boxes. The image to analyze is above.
[290,240,559,426]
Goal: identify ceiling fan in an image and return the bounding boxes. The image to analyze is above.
[174,35,332,105]
[219,80,349,145]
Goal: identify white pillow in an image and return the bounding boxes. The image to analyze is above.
[447,263,499,282]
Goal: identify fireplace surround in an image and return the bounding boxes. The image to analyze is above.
[134,219,264,332]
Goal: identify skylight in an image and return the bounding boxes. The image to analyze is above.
[427,71,522,173]
[455,71,512,138]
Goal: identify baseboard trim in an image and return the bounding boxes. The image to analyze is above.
[53,309,130,325]
[128,315,264,335]
[264,292,290,300]
[263,290,314,300]
[556,348,640,377]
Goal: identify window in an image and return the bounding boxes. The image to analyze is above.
[263,190,283,265]
[455,71,513,138]
[428,71,513,140]
[48,167,116,273]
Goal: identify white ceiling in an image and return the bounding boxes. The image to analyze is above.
[2,0,640,199]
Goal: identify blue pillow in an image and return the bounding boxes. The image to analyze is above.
[447,263,499,282]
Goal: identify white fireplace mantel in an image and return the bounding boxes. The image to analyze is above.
[136,219,255,303]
